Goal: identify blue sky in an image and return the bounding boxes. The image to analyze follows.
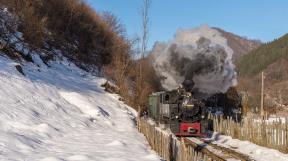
[86,0,288,49]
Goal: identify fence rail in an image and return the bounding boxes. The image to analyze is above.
[210,115,288,153]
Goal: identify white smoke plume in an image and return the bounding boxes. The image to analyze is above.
[152,25,237,96]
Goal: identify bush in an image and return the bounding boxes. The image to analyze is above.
[0,0,127,68]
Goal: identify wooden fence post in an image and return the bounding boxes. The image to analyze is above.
[286,117,288,153]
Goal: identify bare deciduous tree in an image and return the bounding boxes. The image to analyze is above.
[136,0,151,110]
[140,0,150,59]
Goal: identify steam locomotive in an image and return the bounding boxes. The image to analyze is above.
[148,88,212,137]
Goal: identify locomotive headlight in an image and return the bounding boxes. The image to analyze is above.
[175,116,179,119]
[201,115,205,119]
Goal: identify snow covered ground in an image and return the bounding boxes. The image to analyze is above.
[0,54,160,161]
[209,133,288,161]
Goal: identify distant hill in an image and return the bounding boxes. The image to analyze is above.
[213,27,262,61]
[236,34,288,115]
[237,34,288,77]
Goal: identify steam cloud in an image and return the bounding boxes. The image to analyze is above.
[152,25,237,96]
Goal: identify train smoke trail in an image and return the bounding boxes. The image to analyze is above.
[152,25,237,97]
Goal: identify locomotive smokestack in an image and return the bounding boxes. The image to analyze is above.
[152,25,237,97]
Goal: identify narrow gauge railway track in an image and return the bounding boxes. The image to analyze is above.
[183,137,254,161]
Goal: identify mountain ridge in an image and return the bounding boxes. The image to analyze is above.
[213,27,262,61]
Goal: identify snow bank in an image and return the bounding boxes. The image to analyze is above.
[0,54,160,161]
[209,133,288,161]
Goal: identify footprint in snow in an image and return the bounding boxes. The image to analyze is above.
[106,140,127,147]
[40,157,66,161]
[67,155,91,161]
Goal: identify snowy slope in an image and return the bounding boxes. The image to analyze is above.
[0,54,160,161]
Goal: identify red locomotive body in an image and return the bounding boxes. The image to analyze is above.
[175,122,206,137]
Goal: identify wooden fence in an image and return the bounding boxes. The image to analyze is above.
[211,115,288,153]
[138,115,288,161]
[138,117,221,161]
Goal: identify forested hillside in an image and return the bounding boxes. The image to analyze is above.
[236,34,288,115]
[237,34,288,77]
